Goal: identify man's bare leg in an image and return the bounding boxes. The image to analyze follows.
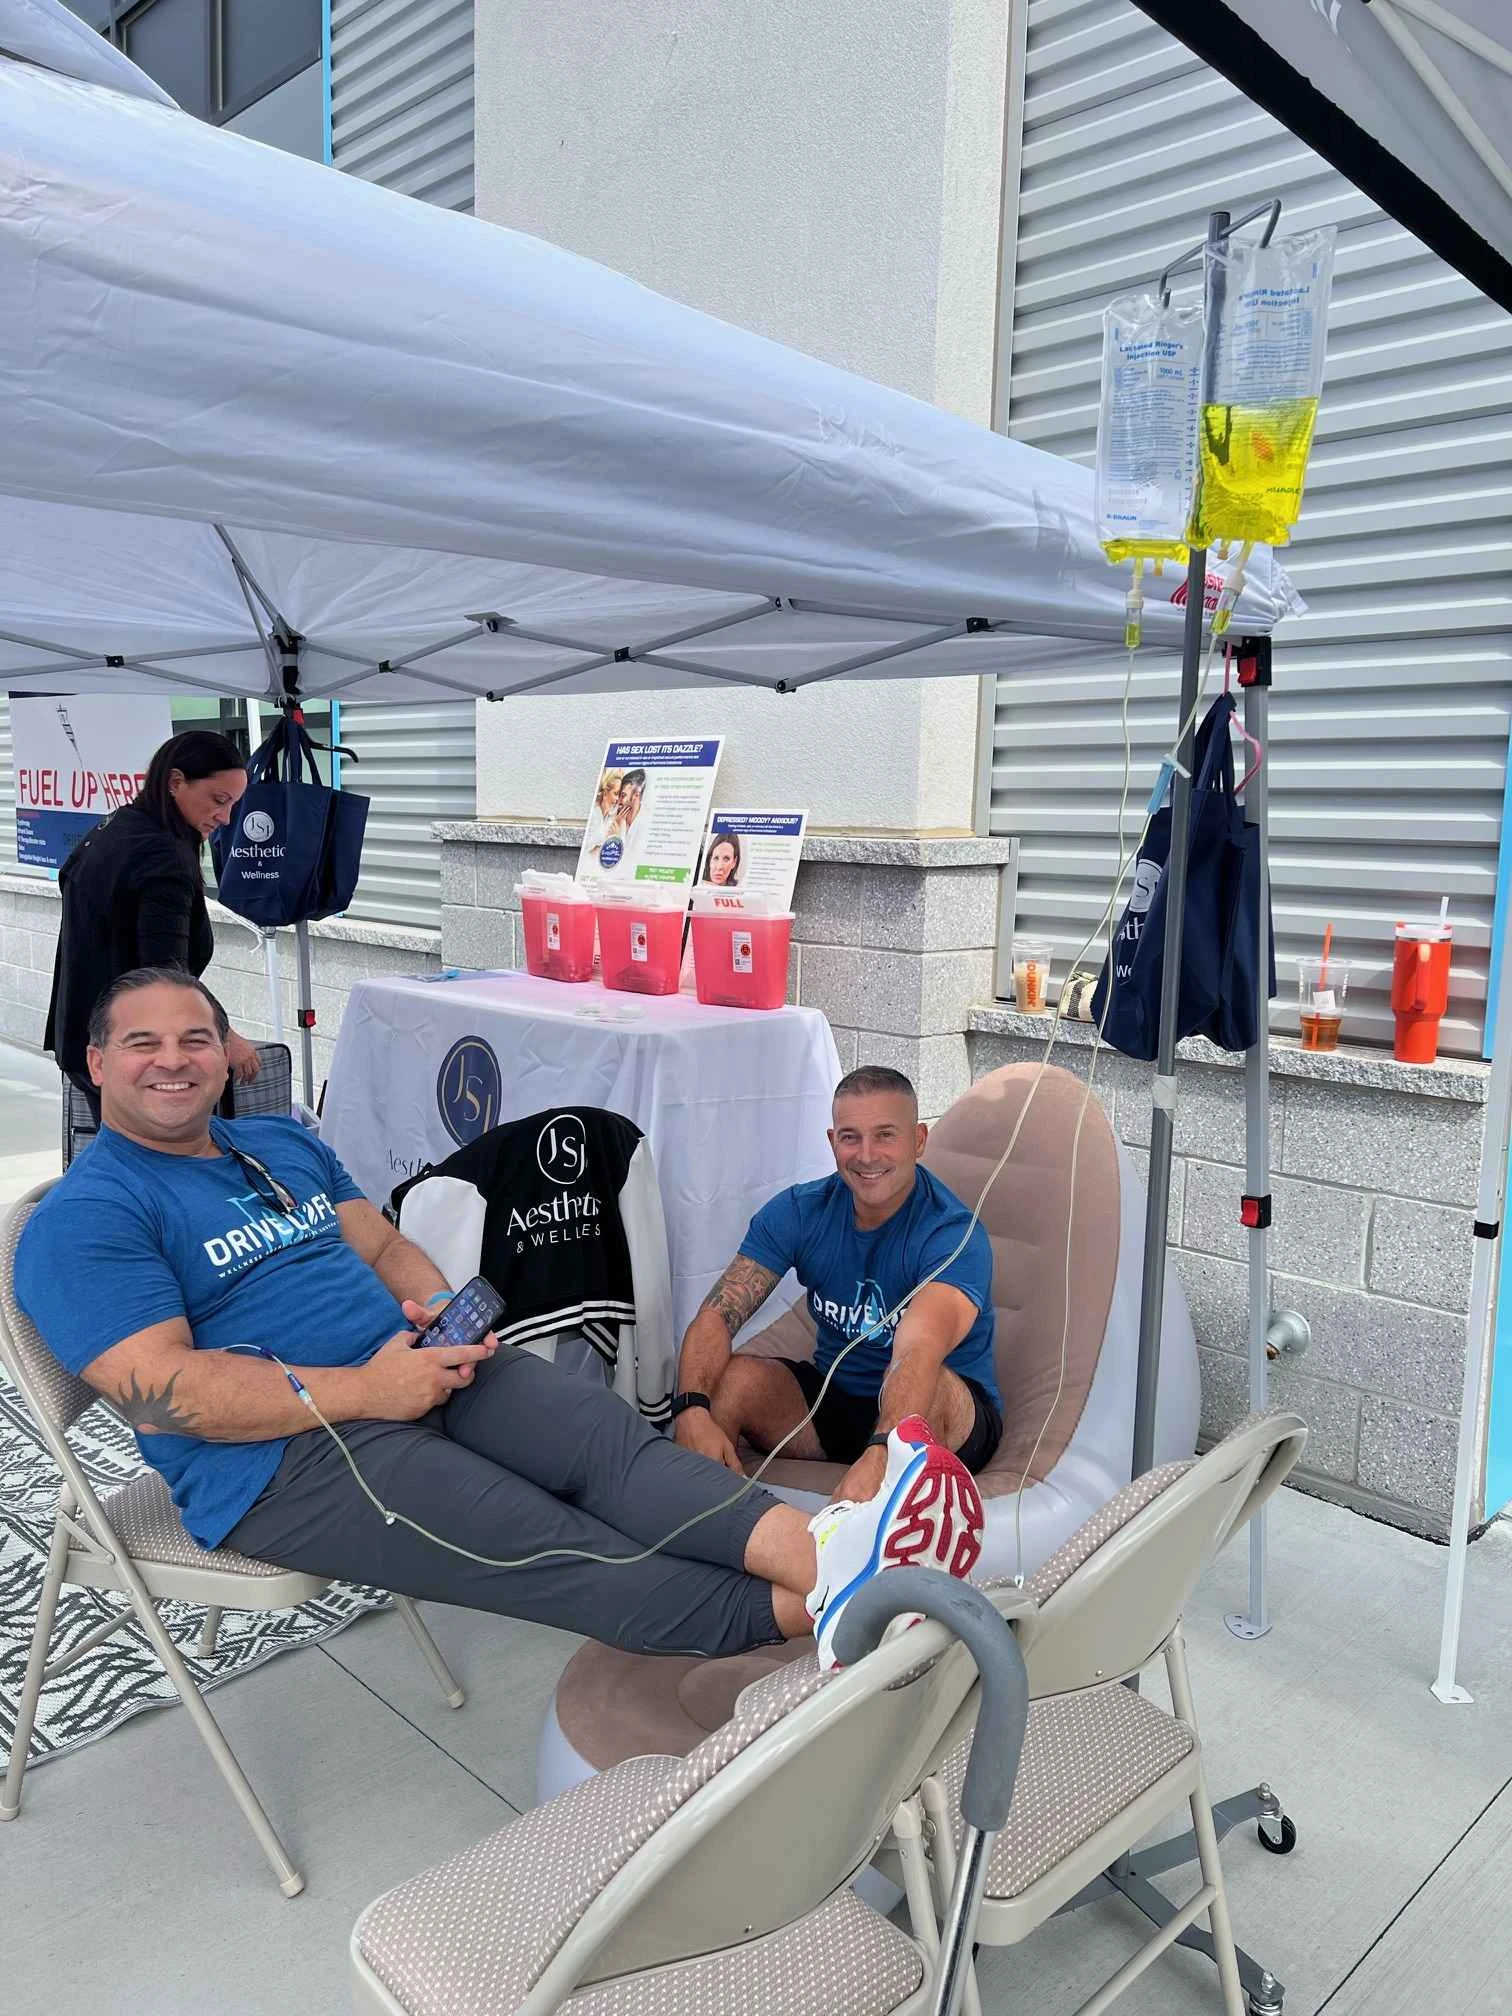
[743,1501,824,1637]
[923,1367,980,1456]
[712,1356,827,1460]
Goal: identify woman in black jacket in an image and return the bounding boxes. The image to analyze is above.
[46,729,263,1120]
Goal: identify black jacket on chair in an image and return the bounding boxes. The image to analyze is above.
[390,1108,677,1425]
[45,802,214,1077]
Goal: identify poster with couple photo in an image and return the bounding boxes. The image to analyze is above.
[576,737,724,888]
[697,809,807,909]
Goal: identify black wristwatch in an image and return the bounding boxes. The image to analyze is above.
[866,1432,890,1450]
[669,1391,712,1419]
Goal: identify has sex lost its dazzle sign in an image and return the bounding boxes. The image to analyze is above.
[11,695,174,869]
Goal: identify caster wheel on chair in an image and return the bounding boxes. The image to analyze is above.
[1257,1814,1296,1856]
[1246,1996,1284,2016]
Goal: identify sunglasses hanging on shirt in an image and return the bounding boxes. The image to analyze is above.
[211,1123,300,1215]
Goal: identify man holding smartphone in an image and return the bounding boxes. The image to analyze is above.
[15,969,983,1671]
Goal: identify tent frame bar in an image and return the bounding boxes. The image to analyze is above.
[1374,0,1512,203]
[1391,0,1512,76]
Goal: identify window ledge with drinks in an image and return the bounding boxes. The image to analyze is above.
[966,1004,1491,1107]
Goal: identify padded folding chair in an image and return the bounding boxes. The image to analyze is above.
[0,1183,466,1898]
[61,1039,294,1169]
[889,1412,1308,2016]
[351,1572,1029,2016]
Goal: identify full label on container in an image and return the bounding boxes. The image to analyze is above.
[732,930,753,974]
[546,910,561,950]
[630,922,648,963]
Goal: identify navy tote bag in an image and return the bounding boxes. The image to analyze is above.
[1092,691,1274,1062]
[213,717,368,927]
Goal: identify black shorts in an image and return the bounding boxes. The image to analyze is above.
[775,1358,1003,1474]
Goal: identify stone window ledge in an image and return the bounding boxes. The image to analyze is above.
[433,819,1015,869]
[967,1005,1490,1105]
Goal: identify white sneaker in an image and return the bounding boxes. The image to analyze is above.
[807,1415,985,1673]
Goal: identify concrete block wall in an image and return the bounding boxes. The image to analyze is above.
[436,823,1011,1122]
[968,1010,1490,1539]
[0,872,440,1102]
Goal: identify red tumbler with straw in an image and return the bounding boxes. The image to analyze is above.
[1392,901,1452,1065]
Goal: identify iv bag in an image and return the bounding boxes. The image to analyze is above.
[1095,293,1204,566]
[1190,228,1336,549]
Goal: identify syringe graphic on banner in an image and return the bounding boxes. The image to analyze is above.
[1190,230,1335,551]
[1094,293,1204,647]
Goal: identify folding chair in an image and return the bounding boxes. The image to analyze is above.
[0,1183,466,1898]
[889,1412,1308,2016]
[61,1039,294,1169]
[352,1571,1029,2016]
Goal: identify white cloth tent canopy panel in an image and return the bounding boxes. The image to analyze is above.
[1135,0,1512,312]
[0,5,1296,706]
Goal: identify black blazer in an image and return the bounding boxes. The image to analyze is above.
[45,802,215,1077]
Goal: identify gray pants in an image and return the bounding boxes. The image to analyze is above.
[229,1344,783,1658]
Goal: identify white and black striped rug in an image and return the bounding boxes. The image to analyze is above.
[0,1373,387,1771]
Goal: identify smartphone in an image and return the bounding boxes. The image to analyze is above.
[423,1276,506,1349]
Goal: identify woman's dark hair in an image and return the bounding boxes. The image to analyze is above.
[703,830,742,880]
[134,729,246,847]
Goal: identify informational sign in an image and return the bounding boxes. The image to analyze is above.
[698,809,807,910]
[576,737,723,888]
[11,695,174,869]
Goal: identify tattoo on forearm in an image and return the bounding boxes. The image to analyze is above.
[117,1369,197,1437]
[701,1257,780,1337]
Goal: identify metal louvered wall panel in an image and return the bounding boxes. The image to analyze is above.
[330,0,475,210]
[330,0,477,926]
[338,702,477,928]
[0,701,17,872]
[989,0,1512,1055]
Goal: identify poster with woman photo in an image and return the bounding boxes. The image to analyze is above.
[698,809,807,909]
[576,737,723,887]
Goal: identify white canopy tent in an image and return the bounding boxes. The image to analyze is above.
[0,3,1295,710]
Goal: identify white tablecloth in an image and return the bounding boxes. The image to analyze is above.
[321,971,842,1335]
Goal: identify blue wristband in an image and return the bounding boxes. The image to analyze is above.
[426,1290,451,1309]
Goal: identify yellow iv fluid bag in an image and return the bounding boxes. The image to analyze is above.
[1191,229,1335,549]
[1096,294,1203,566]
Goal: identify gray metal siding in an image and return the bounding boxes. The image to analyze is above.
[330,0,474,211]
[330,0,477,926]
[339,701,477,929]
[989,0,1512,1055]
[0,699,17,873]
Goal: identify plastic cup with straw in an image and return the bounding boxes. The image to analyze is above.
[1299,921,1347,1053]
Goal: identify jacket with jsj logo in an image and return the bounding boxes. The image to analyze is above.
[388,1108,675,1425]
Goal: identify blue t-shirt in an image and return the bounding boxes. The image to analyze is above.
[739,1167,999,1406]
[15,1119,404,1549]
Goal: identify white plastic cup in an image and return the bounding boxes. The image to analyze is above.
[1012,938,1053,1014]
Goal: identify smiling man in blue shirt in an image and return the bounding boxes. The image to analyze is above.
[672,1067,1003,1506]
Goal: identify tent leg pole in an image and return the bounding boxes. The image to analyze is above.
[294,919,316,1113]
[1132,548,1204,1475]
[1229,655,1272,1641]
[261,931,284,1051]
[1132,207,1227,1479]
[1433,918,1512,1701]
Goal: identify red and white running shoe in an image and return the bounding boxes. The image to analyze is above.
[806,1415,985,1673]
